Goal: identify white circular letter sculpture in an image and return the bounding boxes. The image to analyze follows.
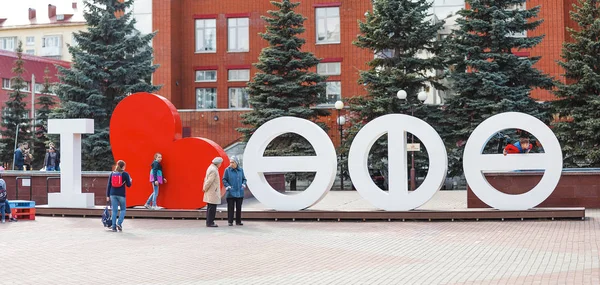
[463,112,563,210]
[243,117,337,211]
[348,114,447,211]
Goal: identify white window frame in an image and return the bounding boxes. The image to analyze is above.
[195,19,217,53]
[196,88,217,109]
[317,62,341,76]
[195,70,217,82]
[0,37,16,51]
[228,69,250,82]
[42,35,61,48]
[26,36,35,46]
[506,3,527,38]
[25,49,35,55]
[319,81,341,106]
[2,78,10,89]
[228,18,249,52]
[228,87,250,109]
[316,7,341,44]
[35,83,44,93]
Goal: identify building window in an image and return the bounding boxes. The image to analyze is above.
[228,18,249,52]
[321,81,341,105]
[317,62,341,76]
[26,36,35,46]
[35,83,44,93]
[2,79,29,92]
[195,19,217,52]
[25,49,35,55]
[228,69,250,81]
[195,70,217,82]
[316,7,340,44]
[0,37,16,51]
[196,88,217,109]
[2,78,10,89]
[229,88,250,109]
[71,34,78,47]
[42,36,61,48]
[506,3,527,38]
[375,49,395,59]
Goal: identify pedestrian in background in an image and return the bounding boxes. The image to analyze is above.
[23,145,33,171]
[222,156,246,226]
[106,160,132,232]
[203,157,223,228]
[13,143,26,170]
[48,142,61,171]
[145,152,167,209]
[44,147,59,171]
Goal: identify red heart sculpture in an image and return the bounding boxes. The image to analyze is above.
[110,92,229,209]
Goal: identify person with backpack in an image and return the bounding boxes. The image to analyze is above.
[106,160,132,232]
[145,153,167,209]
[222,156,247,226]
[0,174,17,223]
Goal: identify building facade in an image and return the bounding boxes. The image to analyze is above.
[0,1,87,61]
[0,50,70,125]
[152,0,375,147]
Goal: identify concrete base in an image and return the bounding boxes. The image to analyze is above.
[48,193,95,208]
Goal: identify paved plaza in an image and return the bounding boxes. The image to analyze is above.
[3,191,600,284]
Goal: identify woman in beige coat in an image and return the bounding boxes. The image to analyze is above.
[203,157,223,227]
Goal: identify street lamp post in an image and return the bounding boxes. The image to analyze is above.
[396,90,428,191]
[335,100,346,190]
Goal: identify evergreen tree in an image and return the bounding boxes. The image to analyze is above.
[0,41,32,168]
[551,0,600,167]
[443,0,554,175]
[238,0,328,189]
[342,0,447,178]
[33,67,57,169]
[54,0,160,170]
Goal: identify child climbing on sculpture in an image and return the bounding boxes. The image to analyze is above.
[145,153,167,209]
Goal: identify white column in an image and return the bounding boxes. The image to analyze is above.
[47,119,95,208]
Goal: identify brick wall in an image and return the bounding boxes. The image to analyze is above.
[1,171,286,206]
[177,109,346,148]
[467,171,600,208]
[153,0,372,109]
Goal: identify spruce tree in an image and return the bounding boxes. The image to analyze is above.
[443,0,554,175]
[238,0,328,189]
[33,67,57,169]
[54,0,160,170]
[0,41,32,167]
[342,0,447,178]
[551,0,600,167]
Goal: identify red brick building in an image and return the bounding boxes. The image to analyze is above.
[152,0,373,148]
[0,50,68,122]
[151,0,580,148]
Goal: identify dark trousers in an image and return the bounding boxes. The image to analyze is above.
[206,203,217,226]
[227,198,243,224]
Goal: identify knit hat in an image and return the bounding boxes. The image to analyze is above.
[230,156,240,165]
[212,157,223,164]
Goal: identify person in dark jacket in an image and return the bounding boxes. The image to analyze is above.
[106,160,132,232]
[48,142,61,171]
[145,153,167,209]
[44,147,59,171]
[222,156,247,226]
[13,143,26,170]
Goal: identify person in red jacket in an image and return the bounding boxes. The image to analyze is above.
[503,134,532,155]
